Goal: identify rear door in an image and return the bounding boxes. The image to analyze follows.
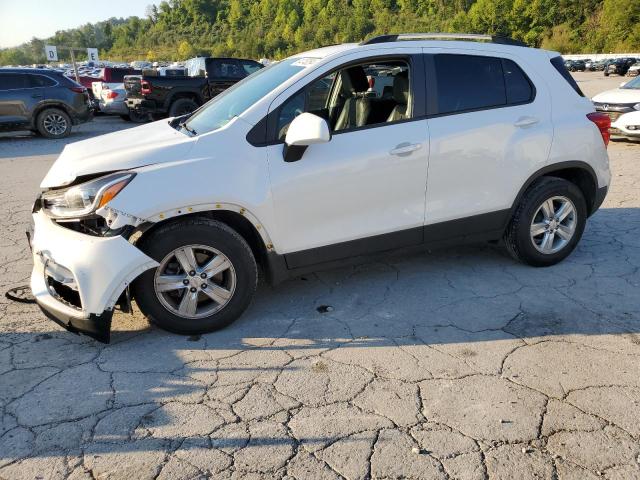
[423,50,553,237]
[0,73,39,127]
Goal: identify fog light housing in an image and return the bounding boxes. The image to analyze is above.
[626,125,639,130]
[44,261,77,291]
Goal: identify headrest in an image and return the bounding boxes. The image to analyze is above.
[340,66,370,94]
[393,74,409,104]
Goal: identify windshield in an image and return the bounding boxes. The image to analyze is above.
[181,58,315,136]
[621,76,640,89]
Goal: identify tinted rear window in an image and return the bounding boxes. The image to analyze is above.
[0,73,30,90]
[434,55,506,114]
[502,59,534,104]
[550,56,584,96]
[29,74,57,87]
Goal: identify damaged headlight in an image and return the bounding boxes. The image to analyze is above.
[42,172,135,219]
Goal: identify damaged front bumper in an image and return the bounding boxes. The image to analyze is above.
[30,210,158,343]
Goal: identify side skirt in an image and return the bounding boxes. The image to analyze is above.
[265,209,510,285]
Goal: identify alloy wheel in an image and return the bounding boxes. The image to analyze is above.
[43,113,68,136]
[530,196,577,254]
[153,244,236,319]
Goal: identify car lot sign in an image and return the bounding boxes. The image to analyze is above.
[45,45,58,62]
[87,48,99,62]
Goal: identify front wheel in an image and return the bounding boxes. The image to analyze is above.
[504,177,587,267]
[132,218,257,335]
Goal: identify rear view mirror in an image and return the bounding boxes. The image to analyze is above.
[283,113,331,162]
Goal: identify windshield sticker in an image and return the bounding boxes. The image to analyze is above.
[291,57,320,67]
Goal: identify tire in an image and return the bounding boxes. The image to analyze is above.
[120,114,131,121]
[36,108,72,139]
[604,71,609,77]
[131,218,257,335]
[128,109,150,123]
[504,177,587,267]
[169,98,199,117]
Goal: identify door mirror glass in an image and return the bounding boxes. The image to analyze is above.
[285,112,331,147]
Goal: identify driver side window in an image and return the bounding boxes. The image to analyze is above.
[277,59,411,140]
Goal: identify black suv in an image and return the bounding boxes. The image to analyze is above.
[0,69,93,138]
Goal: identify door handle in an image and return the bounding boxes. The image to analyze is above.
[390,142,422,156]
[514,116,539,128]
[31,94,43,98]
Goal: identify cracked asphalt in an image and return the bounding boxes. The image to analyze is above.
[1,73,639,479]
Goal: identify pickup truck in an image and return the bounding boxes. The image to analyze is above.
[124,57,263,118]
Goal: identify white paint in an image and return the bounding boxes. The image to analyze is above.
[32,38,612,318]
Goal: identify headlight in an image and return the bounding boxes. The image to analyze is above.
[634,103,640,111]
[42,172,134,218]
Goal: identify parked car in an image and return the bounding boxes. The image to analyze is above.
[0,68,92,138]
[91,67,145,122]
[124,57,264,118]
[592,75,640,125]
[30,33,610,342]
[626,62,640,77]
[592,60,609,71]
[604,58,637,76]
[566,60,586,72]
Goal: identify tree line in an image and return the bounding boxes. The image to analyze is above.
[1,0,639,65]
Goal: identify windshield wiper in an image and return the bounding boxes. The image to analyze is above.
[181,123,198,136]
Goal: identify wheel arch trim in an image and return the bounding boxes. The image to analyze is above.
[510,161,600,219]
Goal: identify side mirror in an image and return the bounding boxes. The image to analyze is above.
[283,113,330,162]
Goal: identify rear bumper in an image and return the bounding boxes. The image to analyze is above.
[592,186,608,215]
[125,98,162,114]
[98,100,129,115]
[29,210,158,343]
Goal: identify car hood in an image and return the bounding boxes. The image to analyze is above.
[592,88,640,104]
[41,119,195,188]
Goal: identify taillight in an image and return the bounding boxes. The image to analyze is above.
[587,112,611,147]
[69,86,85,94]
[105,90,119,99]
[368,76,375,89]
[140,80,152,95]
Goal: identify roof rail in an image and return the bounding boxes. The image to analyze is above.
[361,33,527,47]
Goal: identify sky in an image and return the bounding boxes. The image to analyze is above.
[0,0,161,48]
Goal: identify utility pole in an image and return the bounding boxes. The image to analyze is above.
[58,46,93,83]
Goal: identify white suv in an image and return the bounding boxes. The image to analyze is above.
[30,34,611,342]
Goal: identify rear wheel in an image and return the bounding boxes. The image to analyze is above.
[504,177,587,267]
[132,218,257,335]
[169,98,199,117]
[36,108,71,139]
[127,109,150,123]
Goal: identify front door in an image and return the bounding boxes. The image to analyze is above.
[265,55,429,268]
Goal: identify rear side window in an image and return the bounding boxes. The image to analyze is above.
[0,73,30,90]
[212,60,244,79]
[434,55,506,114]
[29,74,57,87]
[240,60,263,76]
[550,56,584,97]
[502,59,533,104]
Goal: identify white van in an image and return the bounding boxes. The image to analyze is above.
[30,34,611,342]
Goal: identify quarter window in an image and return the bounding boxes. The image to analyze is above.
[433,54,534,115]
[29,75,57,87]
[502,59,533,104]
